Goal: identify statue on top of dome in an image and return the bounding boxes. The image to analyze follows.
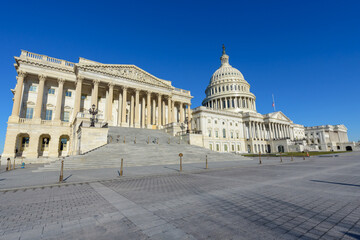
[222,44,226,55]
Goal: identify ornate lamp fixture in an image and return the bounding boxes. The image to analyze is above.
[89,104,98,127]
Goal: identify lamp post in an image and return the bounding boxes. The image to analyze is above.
[185,116,189,133]
[89,104,98,127]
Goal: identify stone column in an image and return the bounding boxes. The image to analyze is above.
[171,100,175,123]
[107,83,114,125]
[187,104,191,130]
[134,89,140,128]
[117,90,122,126]
[121,87,128,126]
[91,80,99,108]
[146,91,151,128]
[167,97,172,124]
[34,74,46,120]
[162,99,166,125]
[130,92,134,127]
[152,98,156,125]
[141,96,146,128]
[157,94,162,127]
[179,102,184,123]
[10,71,26,121]
[249,121,252,139]
[54,78,65,123]
[73,76,84,121]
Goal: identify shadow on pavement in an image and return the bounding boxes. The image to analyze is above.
[310,180,360,188]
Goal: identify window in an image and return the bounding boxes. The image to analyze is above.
[209,144,213,150]
[231,132,234,139]
[60,138,68,151]
[223,129,226,138]
[48,88,55,94]
[232,145,235,151]
[224,144,228,152]
[214,120,217,124]
[22,137,29,148]
[45,110,53,120]
[230,122,232,126]
[236,132,239,139]
[65,91,72,97]
[81,94,87,100]
[208,130,211,137]
[215,131,219,138]
[26,108,34,119]
[216,144,220,151]
[237,145,240,151]
[29,85,37,92]
[63,111,70,122]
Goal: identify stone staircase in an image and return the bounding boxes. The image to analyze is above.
[34,127,250,172]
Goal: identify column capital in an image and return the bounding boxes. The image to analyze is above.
[76,75,84,83]
[17,70,27,78]
[57,78,65,84]
[108,82,114,88]
[38,74,47,81]
[93,79,100,85]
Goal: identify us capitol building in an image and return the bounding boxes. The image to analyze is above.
[1,47,357,163]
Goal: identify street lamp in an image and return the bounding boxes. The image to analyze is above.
[89,104,98,127]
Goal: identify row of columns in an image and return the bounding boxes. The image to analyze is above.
[10,72,192,129]
[246,121,293,140]
[205,96,256,111]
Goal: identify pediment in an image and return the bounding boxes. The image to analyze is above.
[79,64,173,89]
[26,101,35,106]
[64,105,72,110]
[268,111,291,122]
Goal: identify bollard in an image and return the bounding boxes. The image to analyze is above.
[259,152,262,164]
[291,154,294,162]
[280,152,283,163]
[205,155,208,169]
[13,158,15,170]
[7,158,10,171]
[123,136,126,143]
[303,153,305,160]
[179,153,183,172]
[59,159,64,182]
[157,138,159,144]
[120,158,123,176]
[134,136,136,144]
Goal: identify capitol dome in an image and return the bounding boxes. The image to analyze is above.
[202,45,257,113]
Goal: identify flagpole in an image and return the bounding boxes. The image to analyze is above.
[272,94,276,112]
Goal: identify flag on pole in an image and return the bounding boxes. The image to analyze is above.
[272,94,276,111]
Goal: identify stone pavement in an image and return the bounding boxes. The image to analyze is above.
[0,152,359,239]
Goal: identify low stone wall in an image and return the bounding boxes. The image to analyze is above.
[78,127,108,154]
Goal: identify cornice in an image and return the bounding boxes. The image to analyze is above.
[15,57,75,74]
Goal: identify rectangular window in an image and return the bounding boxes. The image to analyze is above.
[232,145,235,151]
[215,131,219,138]
[223,129,226,138]
[65,91,72,97]
[236,132,239,139]
[29,85,37,92]
[48,88,55,94]
[26,108,34,119]
[81,94,87,100]
[208,130,211,137]
[45,110,53,120]
[216,144,220,151]
[237,145,240,151]
[231,132,234,139]
[209,144,213,150]
[63,111,70,122]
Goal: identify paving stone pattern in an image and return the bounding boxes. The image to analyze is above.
[1,153,360,239]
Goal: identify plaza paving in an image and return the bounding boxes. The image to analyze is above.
[0,152,360,239]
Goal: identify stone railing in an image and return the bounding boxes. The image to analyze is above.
[19,118,71,126]
[174,88,190,95]
[19,118,32,124]
[20,50,75,68]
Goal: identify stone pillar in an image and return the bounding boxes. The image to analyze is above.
[117,90,122,126]
[54,78,65,123]
[91,80,99,108]
[187,104,191,130]
[73,76,84,121]
[146,91,151,128]
[134,89,140,128]
[10,71,26,121]
[152,98,156,125]
[171,100,175,123]
[167,97,172,124]
[141,96,146,128]
[130,92,134,127]
[249,121,253,138]
[121,87,128,126]
[34,74,46,120]
[162,99,166,125]
[157,94,162,127]
[180,102,184,123]
[107,83,114,125]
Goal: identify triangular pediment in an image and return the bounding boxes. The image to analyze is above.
[266,111,292,122]
[79,63,173,89]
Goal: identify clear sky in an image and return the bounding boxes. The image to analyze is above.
[0,0,359,153]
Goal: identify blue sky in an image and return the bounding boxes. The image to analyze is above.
[0,0,359,152]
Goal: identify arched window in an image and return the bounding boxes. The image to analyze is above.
[223,128,226,138]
